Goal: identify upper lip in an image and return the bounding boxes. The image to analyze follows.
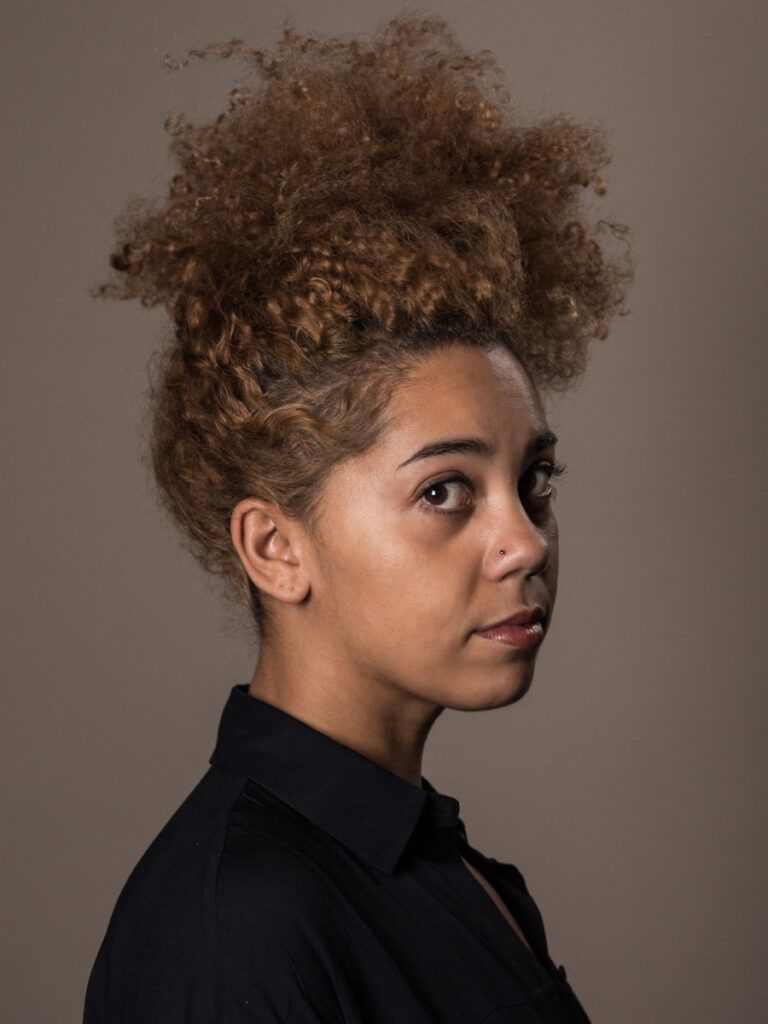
[476,607,546,631]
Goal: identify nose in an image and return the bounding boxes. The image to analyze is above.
[491,502,551,578]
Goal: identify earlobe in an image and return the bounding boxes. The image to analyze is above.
[230,499,311,605]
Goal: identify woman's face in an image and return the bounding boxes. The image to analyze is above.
[301,342,560,714]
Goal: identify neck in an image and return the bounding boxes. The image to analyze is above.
[247,636,443,788]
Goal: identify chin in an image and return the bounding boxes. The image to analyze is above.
[442,665,535,712]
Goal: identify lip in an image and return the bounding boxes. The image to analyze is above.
[478,607,546,631]
[474,607,547,649]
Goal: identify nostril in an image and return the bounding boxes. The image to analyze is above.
[528,553,549,578]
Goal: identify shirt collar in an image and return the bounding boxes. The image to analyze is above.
[210,684,462,874]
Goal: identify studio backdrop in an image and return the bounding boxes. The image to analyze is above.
[2,1,766,1022]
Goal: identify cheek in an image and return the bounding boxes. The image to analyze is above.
[311,504,403,611]
[546,518,559,593]
[318,513,469,633]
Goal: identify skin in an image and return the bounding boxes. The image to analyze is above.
[230,342,560,790]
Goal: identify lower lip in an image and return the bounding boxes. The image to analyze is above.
[475,621,545,648]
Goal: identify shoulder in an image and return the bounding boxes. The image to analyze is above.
[217,779,360,944]
[85,770,347,1022]
[214,781,364,1017]
[84,767,240,1021]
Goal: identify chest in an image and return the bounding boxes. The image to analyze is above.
[459,854,534,953]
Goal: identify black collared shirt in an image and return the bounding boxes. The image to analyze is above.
[84,685,591,1023]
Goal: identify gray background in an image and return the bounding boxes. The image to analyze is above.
[2,1,766,1021]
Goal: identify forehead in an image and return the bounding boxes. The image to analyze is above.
[383,344,546,447]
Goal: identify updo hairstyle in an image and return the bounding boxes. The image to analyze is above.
[99,16,631,635]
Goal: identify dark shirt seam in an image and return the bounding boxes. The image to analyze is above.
[214,779,354,1021]
[212,769,250,1024]
[234,785,385,879]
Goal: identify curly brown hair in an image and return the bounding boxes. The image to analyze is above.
[99,15,631,636]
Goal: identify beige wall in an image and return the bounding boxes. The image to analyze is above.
[2,1,766,1021]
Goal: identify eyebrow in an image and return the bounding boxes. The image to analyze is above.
[397,431,558,470]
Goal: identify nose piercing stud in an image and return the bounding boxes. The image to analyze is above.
[499,549,505,556]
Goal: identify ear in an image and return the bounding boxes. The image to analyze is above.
[230,498,312,606]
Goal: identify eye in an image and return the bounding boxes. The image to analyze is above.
[418,477,473,515]
[520,460,568,501]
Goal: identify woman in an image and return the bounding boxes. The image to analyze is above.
[84,16,630,1023]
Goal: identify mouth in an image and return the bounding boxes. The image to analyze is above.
[474,607,547,649]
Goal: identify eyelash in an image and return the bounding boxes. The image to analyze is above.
[417,460,568,517]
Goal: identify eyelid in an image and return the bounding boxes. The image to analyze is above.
[416,473,473,497]
[523,459,568,499]
[541,458,567,478]
[417,465,474,489]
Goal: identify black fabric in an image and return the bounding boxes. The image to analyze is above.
[84,684,592,1023]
